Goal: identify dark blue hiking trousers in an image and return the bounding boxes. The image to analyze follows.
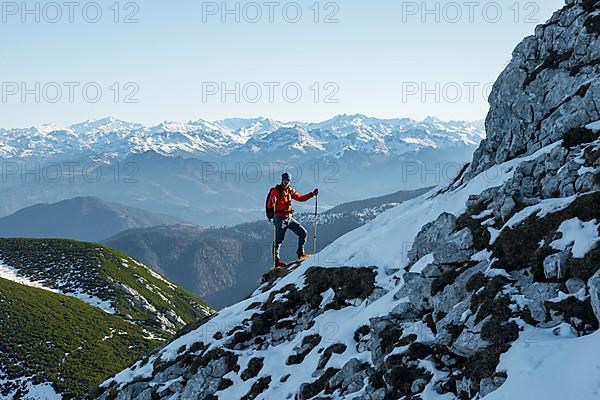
[273,216,307,258]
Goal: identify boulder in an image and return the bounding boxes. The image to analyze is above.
[366,287,388,305]
[522,283,561,324]
[480,375,507,398]
[411,378,428,394]
[435,300,471,347]
[132,389,153,400]
[431,261,488,315]
[575,171,599,193]
[365,387,386,400]
[390,302,418,321]
[368,317,401,368]
[588,270,600,325]
[421,263,444,278]
[450,315,490,357]
[565,277,586,294]
[407,213,457,264]
[433,228,475,264]
[543,250,570,280]
[330,358,364,390]
[394,273,432,311]
[541,174,561,198]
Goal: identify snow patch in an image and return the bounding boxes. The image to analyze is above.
[485,326,600,400]
[471,249,492,262]
[138,260,177,289]
[551,218,600,258]
[0,262,59,293]
[319,288,336,308]
[0,262,116,313]
[586,120,600,132]
[410,253,434,274]
[119,284,158,314]
[71,290,117,314]
[578,165,596,176]
[0,370,61,400]
[473,209,494,220]
[503,195,578,231]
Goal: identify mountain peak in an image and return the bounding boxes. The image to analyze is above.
[3,115,485,161]
[420,116,442,124]
[0,195,186,242]
[68,116,142,135]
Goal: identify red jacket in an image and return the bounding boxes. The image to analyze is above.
[268,184,314,217]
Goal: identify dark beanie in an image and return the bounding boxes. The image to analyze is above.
[282,173,291,181]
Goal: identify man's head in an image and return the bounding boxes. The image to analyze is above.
[281,173,291,187]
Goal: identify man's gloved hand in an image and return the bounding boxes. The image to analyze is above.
[313,188,319,196]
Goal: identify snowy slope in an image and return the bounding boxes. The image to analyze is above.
[485,326,600,400]
[0,239,216,399]
[319,142,561,271]
[96,140,585,399]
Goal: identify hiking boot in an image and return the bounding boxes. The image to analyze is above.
[297,246,306,258]
[273,257,287,269]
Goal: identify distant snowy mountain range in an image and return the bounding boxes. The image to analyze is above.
[0,115,485,162]
[0,114,485,226]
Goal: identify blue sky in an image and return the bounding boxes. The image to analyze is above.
[0,0,565,128]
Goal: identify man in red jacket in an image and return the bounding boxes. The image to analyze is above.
[269,173,318,267]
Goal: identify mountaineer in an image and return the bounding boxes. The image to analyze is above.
[266,173,318,268]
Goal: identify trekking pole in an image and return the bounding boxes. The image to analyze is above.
[273,200,277,269]
[313,194,318,255]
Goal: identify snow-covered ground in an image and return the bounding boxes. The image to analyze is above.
[586,120,600,131]
[0,262,58,293]
[0,371,61,400]
[551,218,600,258]
[485,326,600,400]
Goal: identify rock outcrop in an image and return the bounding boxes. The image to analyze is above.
[471,0,600,176]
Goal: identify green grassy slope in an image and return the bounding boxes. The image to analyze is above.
[0,239,214,338]
[0,277,158,399]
